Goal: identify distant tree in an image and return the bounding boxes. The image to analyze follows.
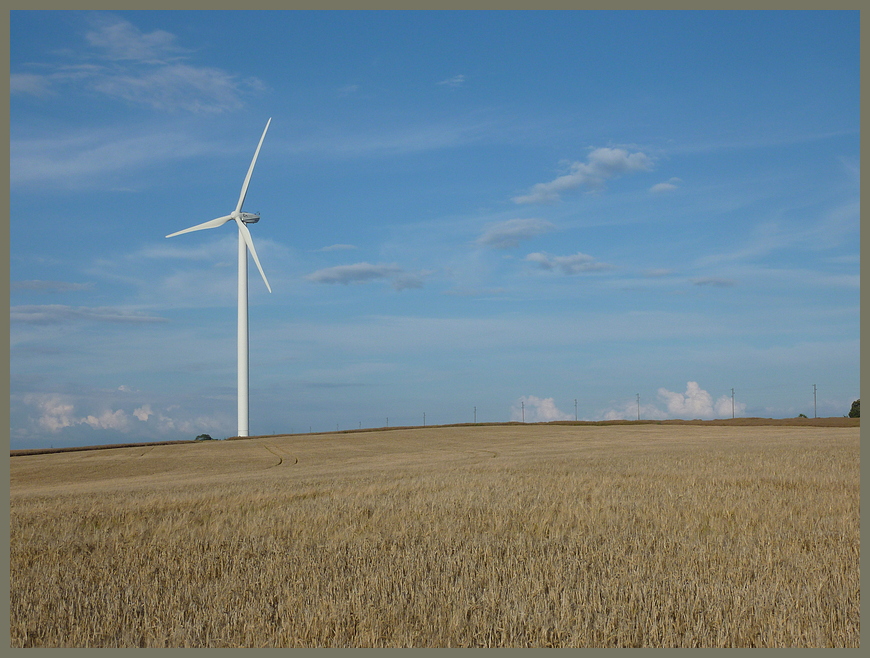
[849,399,859,418]
[797,414,808,419]
[195,433,214,441]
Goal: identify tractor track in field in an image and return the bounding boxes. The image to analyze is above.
[465,449,498,459]
[262,444,297,468]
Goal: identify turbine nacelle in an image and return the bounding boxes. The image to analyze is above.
[166,117,272,294]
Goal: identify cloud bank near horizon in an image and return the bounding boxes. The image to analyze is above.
[511,396,573,423]
[600,382,747,421]
[18,392,227,440]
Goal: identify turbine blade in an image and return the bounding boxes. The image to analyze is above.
[235,118,271,214]
[235,218,272,293]
[166,215,233,238]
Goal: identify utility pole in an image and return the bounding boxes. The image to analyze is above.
[386,417,389,428]
[731,388,735,419]
[636,394,640,421]
[474,406,477,423]
[575,398,578,421]
[813,384,817,418]
[521,401,525,423]
[423,412,426,427]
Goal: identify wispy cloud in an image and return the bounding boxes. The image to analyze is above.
[288,120,492,159]
[84,14,183,62]
[316,244,358,252]
[11,14,264,113]
[513,147,654,204]
[438,74,465,87]
[525,252,612,275]
[644,268,675,278]
[475,218,555,249]
[9,73,54,97]
[10,305,167,325]
[691,277,737,287]
[11,280,92,293]
[305,262,428,290]
[10,128,216,189]
[90,64,260,113]
[139,235,241,261]
[443,286,507,298]
[698,200,859,268]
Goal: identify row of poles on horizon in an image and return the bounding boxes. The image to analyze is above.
[279,385,825,436]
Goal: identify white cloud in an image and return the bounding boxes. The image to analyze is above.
[24,394,79,432]
[81,409,131,431]
[23,394,131,433]
[657,381,744,419]
[650,177,682,193]
[525,251,612,275]
[599,382,745,420]
[513,147,654,204]
[133,404,153,421]
[476,218,556,249]
[17,393,226,441]
[511,396,572,422]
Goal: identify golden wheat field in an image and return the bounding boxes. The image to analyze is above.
[9,421,860,648]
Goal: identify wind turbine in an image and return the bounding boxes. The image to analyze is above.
[166,118,272,437]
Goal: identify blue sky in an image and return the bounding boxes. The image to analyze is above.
[10,10,859,448]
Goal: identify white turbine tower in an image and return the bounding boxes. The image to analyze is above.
[166,118,272,437]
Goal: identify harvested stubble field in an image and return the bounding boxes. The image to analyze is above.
[9,420,860,648]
